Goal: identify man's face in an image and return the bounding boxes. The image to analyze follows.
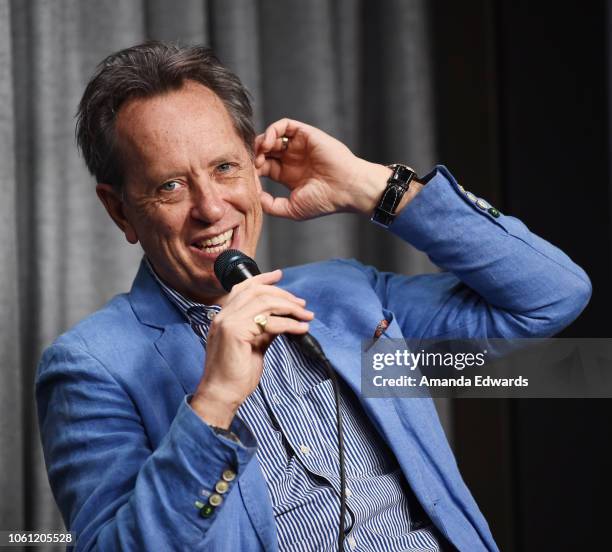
[105,80,262,304]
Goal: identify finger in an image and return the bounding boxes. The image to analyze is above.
[256,316,310,337]
[228,281,308,312]
[260,118,306,151]
[237,298,314,340]
[226,269,283,298]
[252,305,314,333]
[265,298,314,320]
[257,157,283,180]
[221,269,283,302]
[233,288,312,318]
[246,269,283,285]
[250,316,311,351]
[259,191,299,219]
[262,122,288,151]
[254,134,271,161]
[262,141,287,159]
[226,273,307,308]
[212,296,314,338]
[248,300,314,330]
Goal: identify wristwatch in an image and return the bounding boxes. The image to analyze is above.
[370,164,418,228]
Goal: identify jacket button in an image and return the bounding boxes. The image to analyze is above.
[215,480,229,494]
[209,493,223,507]
[222,469,236,482]
[488,207,500,218]
[199,504,215,518]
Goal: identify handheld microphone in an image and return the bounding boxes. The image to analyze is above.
[213,248,347,551]
[214,249,327,362]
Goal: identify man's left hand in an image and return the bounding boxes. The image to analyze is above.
[255,118,403,220]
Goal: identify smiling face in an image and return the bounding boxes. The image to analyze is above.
[98,80,262,305]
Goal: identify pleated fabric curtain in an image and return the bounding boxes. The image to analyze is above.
[1,0,438,543]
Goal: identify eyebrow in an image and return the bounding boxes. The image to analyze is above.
[207,150,245,167]
[146,149,247,187]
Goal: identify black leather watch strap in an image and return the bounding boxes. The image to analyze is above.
[370,164,417,228]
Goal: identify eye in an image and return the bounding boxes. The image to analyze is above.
[160,180,181,192]
[216,162,235,174]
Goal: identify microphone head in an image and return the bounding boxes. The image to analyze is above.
[214,249,260,292]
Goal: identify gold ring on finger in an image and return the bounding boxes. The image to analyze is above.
[281,136,290,151]
[253,314,268,333]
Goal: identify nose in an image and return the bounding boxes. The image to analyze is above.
[190,180,226,224]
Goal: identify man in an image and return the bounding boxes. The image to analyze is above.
[36,42,590,551]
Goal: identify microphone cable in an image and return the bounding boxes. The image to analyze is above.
[215,250,347,551]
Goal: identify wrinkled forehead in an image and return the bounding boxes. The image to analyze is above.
[114,81,249,178]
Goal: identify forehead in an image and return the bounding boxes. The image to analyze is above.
[115,80,246,176]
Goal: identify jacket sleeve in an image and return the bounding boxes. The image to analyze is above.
[36,341,257,551]
[347,165,591,339]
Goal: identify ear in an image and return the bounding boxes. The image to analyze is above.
[96,183,139,244]
[253,164,262,193]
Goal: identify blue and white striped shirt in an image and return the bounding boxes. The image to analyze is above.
[147,260,444,551]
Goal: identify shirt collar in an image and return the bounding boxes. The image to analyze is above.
[144,257,221,325]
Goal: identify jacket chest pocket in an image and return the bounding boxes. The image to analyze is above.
[374,309,404,340]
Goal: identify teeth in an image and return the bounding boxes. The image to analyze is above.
[197,228,233,252]
[201,228,233,247]
[201,242,230,254]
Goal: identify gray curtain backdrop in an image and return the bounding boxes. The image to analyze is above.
[0,0,443,541]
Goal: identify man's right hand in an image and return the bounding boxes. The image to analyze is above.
[190,269,314,428]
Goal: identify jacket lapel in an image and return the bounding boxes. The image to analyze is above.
[155,324,203,393]
[129,259,203,393]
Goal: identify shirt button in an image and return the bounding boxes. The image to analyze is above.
[206,310,216,320]
[347,535,357,550]
[345,488,352,498]
[299,444,310,455]
[222,469,236,482]
[273,394,282,405]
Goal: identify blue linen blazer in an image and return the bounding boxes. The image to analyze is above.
[36,167,591,551]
